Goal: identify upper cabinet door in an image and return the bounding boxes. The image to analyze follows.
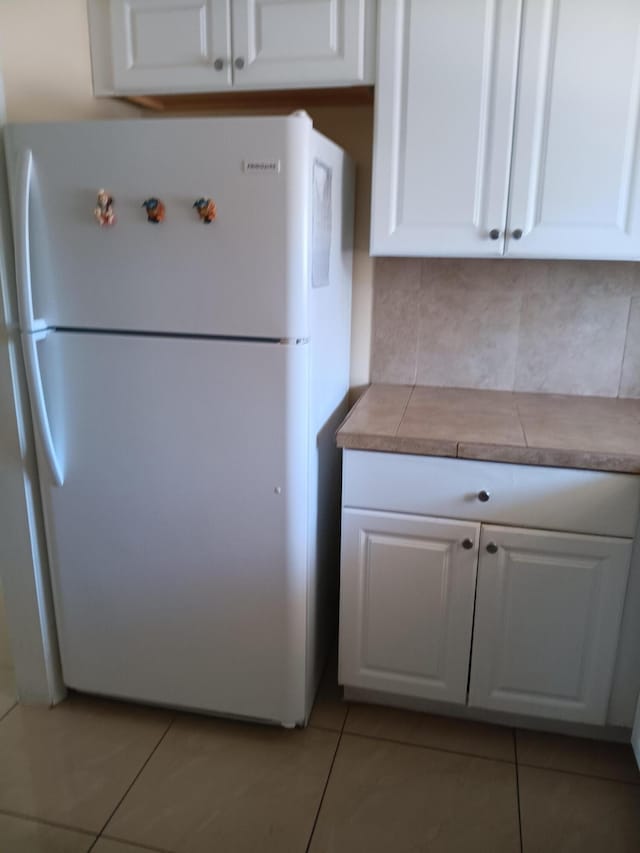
[108,0,232,92]
[230,0,375,89]
[370,0,522,257]
[507,0,640,259]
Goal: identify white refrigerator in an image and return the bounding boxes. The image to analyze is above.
[3,114,354,726]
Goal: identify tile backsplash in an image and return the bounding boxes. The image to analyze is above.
[371,259,640,398]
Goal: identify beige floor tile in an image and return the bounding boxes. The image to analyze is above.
[106,714,338,853]
[0,666,17,719]
[94,839,165,853]
[309,733,520,853]
[345,703,515,762]
[309,651,348,732]
[0,695,171,833]
[519,765,640,852]
[0,812,94,852]
[517,729,640,784]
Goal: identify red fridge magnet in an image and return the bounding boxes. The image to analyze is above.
[94,189,115,226]
[142,198,166,223]
[193,198,217,223]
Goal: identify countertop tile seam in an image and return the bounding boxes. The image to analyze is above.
[394,385,418,436]
[515,408,533,450]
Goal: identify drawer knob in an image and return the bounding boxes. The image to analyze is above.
[461,538,474,550]
[235,57,245,70]
[214,58,225,71]
[486,542,499,554]
[489,228,501,240]
[477,490,491,502]
[512,228,523,240]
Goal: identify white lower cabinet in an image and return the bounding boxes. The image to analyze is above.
[339,510,479,704]
[339,452,637,727]
[468,525,632,725]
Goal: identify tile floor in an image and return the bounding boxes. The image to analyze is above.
[0,649,639,853]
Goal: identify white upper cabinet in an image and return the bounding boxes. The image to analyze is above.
[371,0,522,257]
[105,0,232,92]
[89,0,376,95]
[231,0,375,89]
[372,0,640,260]
[507,0,640,259]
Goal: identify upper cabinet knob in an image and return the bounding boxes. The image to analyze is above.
[235,57,245,70]
[489,229,501,240]
[486,542,499,554]
[512,229,523,240]
[461,538,474,550]
[477,490,491,503]
[214,58,225,71]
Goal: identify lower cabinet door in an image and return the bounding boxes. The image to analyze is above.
[468,525,632,724]
[339,510,480,703]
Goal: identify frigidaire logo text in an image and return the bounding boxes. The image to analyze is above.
[243,160,281,173]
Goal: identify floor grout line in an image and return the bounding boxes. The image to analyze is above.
[0,700,17,724]
[516,760,640,787]
[514,729,524,853]
[0,807,96,838]
[98,835,171,853]
[341,728,517,765]
[304,705,349,853]
[86,713,177,853]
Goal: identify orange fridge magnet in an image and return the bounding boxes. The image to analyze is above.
[94,189,115,226]
[142,198,166,223]
[193,197,217,223]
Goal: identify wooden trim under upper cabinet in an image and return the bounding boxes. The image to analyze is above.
[124,86,374,113]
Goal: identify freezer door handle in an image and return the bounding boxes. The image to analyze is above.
[14,149,46,334]
[21,329,63,487]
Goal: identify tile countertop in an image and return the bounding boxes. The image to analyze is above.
[336,385,640,474]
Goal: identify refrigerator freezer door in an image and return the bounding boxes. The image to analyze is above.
[35,331,309,724]
[5,117,311,339]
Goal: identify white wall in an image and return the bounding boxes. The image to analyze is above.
[0,0,135,121]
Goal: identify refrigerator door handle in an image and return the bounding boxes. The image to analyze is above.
[14,149,47,334]
[21,329,64,487]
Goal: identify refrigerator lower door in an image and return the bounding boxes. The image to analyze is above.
[34,331,309,725]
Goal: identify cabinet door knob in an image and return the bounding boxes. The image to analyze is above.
[486,542,499,554]
[461,538,474,550]
[489,229,501,240]
[214,58,225,71]
[477,490,491,502]
[512,229,523,240]
[235,57,245,70]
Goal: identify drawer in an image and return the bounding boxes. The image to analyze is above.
[342,451,640,538]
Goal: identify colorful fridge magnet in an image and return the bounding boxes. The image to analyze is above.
[94,189,115,226]
[142,198,166,223]
[193,198,217,223]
